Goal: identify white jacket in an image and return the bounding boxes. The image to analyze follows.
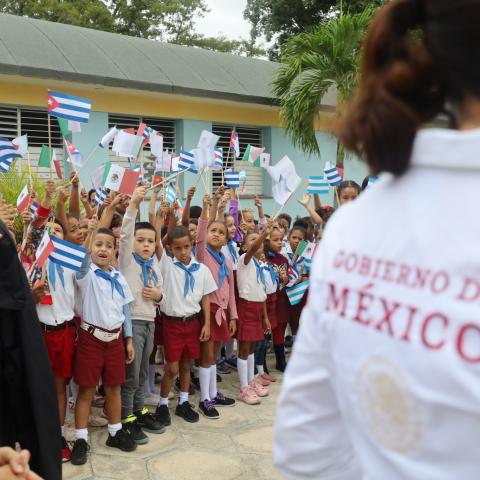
[274,128,480,480]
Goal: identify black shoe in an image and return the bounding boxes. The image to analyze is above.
[70,439,89,465]
[213,391,236,407]
[274,345,287,372]
[198,399,220,419]
[155,404,171,426]
[135,408,166,434]
[122,418,148,445]
[106,427,138,451]
[175,401,199,423]
[284,335,293,348]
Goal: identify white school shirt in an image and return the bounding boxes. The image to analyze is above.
[274,128,480,480]
[158,254,217,317]
[236,253,267,302]
[263,262,278,295]
[75,261,133,331]
[37,260,76,326]
[221,242,239,271]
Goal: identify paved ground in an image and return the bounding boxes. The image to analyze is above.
[63,355,283,480]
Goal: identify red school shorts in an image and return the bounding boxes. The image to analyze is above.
[163,316,201,363]
[74,328,125,387]
[42,323,76,379]
[266,293,278,331]
[236,299,264,343]
[210,303,231,343]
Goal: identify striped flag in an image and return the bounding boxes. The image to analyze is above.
[324,163,342,186]
[64,139,84,167]
[230,131,240,157]
[287,264,299,282]
[49,235,87,271]
[48,90,91,124]
[307,176,330,194]
[176,198,185,219]
[30,201,39,218]
[286,280,309,306]
[36,230,55,267]
[16,185,30,213]
[94,187,109,206]
[179,150,198,173]
[224,170,240,188]
[303,257,313,273]
[166,185,177,205]
[213,147,223,170]
[0,137,22,173]
[137,123,154,143]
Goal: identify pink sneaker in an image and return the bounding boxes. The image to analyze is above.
[249,380,269,397]
[239,386,261,405]
[262,373,277,382]
[254,375,271,387]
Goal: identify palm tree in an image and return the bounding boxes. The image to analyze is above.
[272,9,373,161]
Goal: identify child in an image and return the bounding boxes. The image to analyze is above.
[154,210,217,425]
[236,224,273,404]
[71,225,135,465]
[119,186,165,444]
[337,180,361,205]
[33,218,76,463]
[196,194,237,419]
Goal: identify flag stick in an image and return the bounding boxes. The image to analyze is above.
[26,152,33,189]
[223,148,231,185]
[147,169,186,191]
[194,169,205,189]
[47,114,52,179]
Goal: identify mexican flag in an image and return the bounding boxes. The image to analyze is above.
[242,144,265,166]
[16,184,30,213]
[36,230,54,267]
[102,162,140,196]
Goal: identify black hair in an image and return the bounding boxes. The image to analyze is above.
[135,221,157,238]
[189,206,202,219]
[292,219,309,231]
[277,213,292,228]
[95,227,115,241]
[52,217,66,235]
[167,225,191,244]
[88,189,96,201]
[337,180,361,197]
[240,231,258,253]
[110,214,123,229]
[288,226,307,240]
[189,218,198,226]
[361,176,370,191]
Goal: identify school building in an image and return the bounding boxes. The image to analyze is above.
[0,13,368,217]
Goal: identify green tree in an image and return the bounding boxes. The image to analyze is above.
[244,0,383,59]
[272,9,373,157]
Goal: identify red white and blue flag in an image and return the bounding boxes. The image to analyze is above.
[229,131,240,157]
[64,139,84,167]
[48,90,91,124]
[0,137,22,173]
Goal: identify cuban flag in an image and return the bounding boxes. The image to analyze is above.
[224,170,240,188]
[287,264,299,282]
[166,185,177,205]
[49,236,87,271]
[94,187,109,206]
[64,139,84,167]
[48,90,91,124]
[30,201,39,218]
[36,230,55,267]
[176,198,185,219]
[286,280,309,306]
[324,163,342,186]
[179,150,198,174]
[137,123,154,144]
[213,147,223,171]
[0,137,22,173]
[307,176,330,194]
[230,131,240,157]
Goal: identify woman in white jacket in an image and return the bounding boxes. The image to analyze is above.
[274,1,480,479]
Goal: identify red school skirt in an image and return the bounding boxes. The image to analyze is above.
[236,298,264,342]
[266,293,278,331]
[210,303,231,343]
[275,289,291,326]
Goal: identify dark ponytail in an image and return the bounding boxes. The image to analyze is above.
[337,0,480,176]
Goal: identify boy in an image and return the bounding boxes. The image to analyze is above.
[154,207,217,425]
[119,185,165,444]
[71,225,136,465]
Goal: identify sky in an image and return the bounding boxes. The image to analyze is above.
[195,0,252,41]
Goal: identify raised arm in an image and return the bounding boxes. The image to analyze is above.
[80,188,94,219]
[55,186,70,237]
[155,201,169,260]
[196,194,210,262]
[68,172,81,220]
[99,193,123,229]
[182,186,196,227]
[298,194,324,226]
[313,193,322,211]
[148,188,159,225]
[209,185,223,221]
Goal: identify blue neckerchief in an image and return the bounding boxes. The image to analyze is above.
[48,260,64,291]
[227,239,238,263]
[192,245,196,257]
[263,263,278,286]
[252,257,266,288]
[132,252,158,287]
[174,261,201,297]
[206,246,229,288]
[288,251,303,266]
[95,268,125,299]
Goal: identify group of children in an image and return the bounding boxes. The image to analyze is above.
[0,172,363,467]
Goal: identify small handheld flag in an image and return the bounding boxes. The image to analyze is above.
[224,170,240,188]
[166,185,177,205]
[307,176,330,194]
[286,264,299,282]
[230,131,240,157]
[12,135,28,156]
[242,144,265,166]
[16,185,30,213]
[213,148,223,171]
[324,163,342,186]
[36,230,55,268]
[52,151,63,179]
[64,140,83,167]
[179,150,198,174]
[239,170,247,183]
[38,145,51,168]
[286,280,309,306]
[295,240,309,258]
[30,201,39,218]
[0,137,22,173]
[103,163,140,196]
[99,127,118,148]
[94,187,109,206]
[49,236,87,271]
[48,90,91,124]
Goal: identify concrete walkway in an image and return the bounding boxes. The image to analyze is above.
[63,358,283,480]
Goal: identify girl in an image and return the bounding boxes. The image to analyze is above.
[236,223,273,404]
[336,180,361,206]
[195,195,237,418]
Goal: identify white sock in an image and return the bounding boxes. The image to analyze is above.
[61,425,65,438]
[75,428,88,442]
[179,391,189,405]
[108,423,122,437]
[238,358,248,390]
[199,367,211,401]
[209,365,218,399]
[247,354,255,383]
[159,396,169,407]
[257,365,265,376]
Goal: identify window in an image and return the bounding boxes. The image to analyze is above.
[108,114,176,184]
[211,124,264,196]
